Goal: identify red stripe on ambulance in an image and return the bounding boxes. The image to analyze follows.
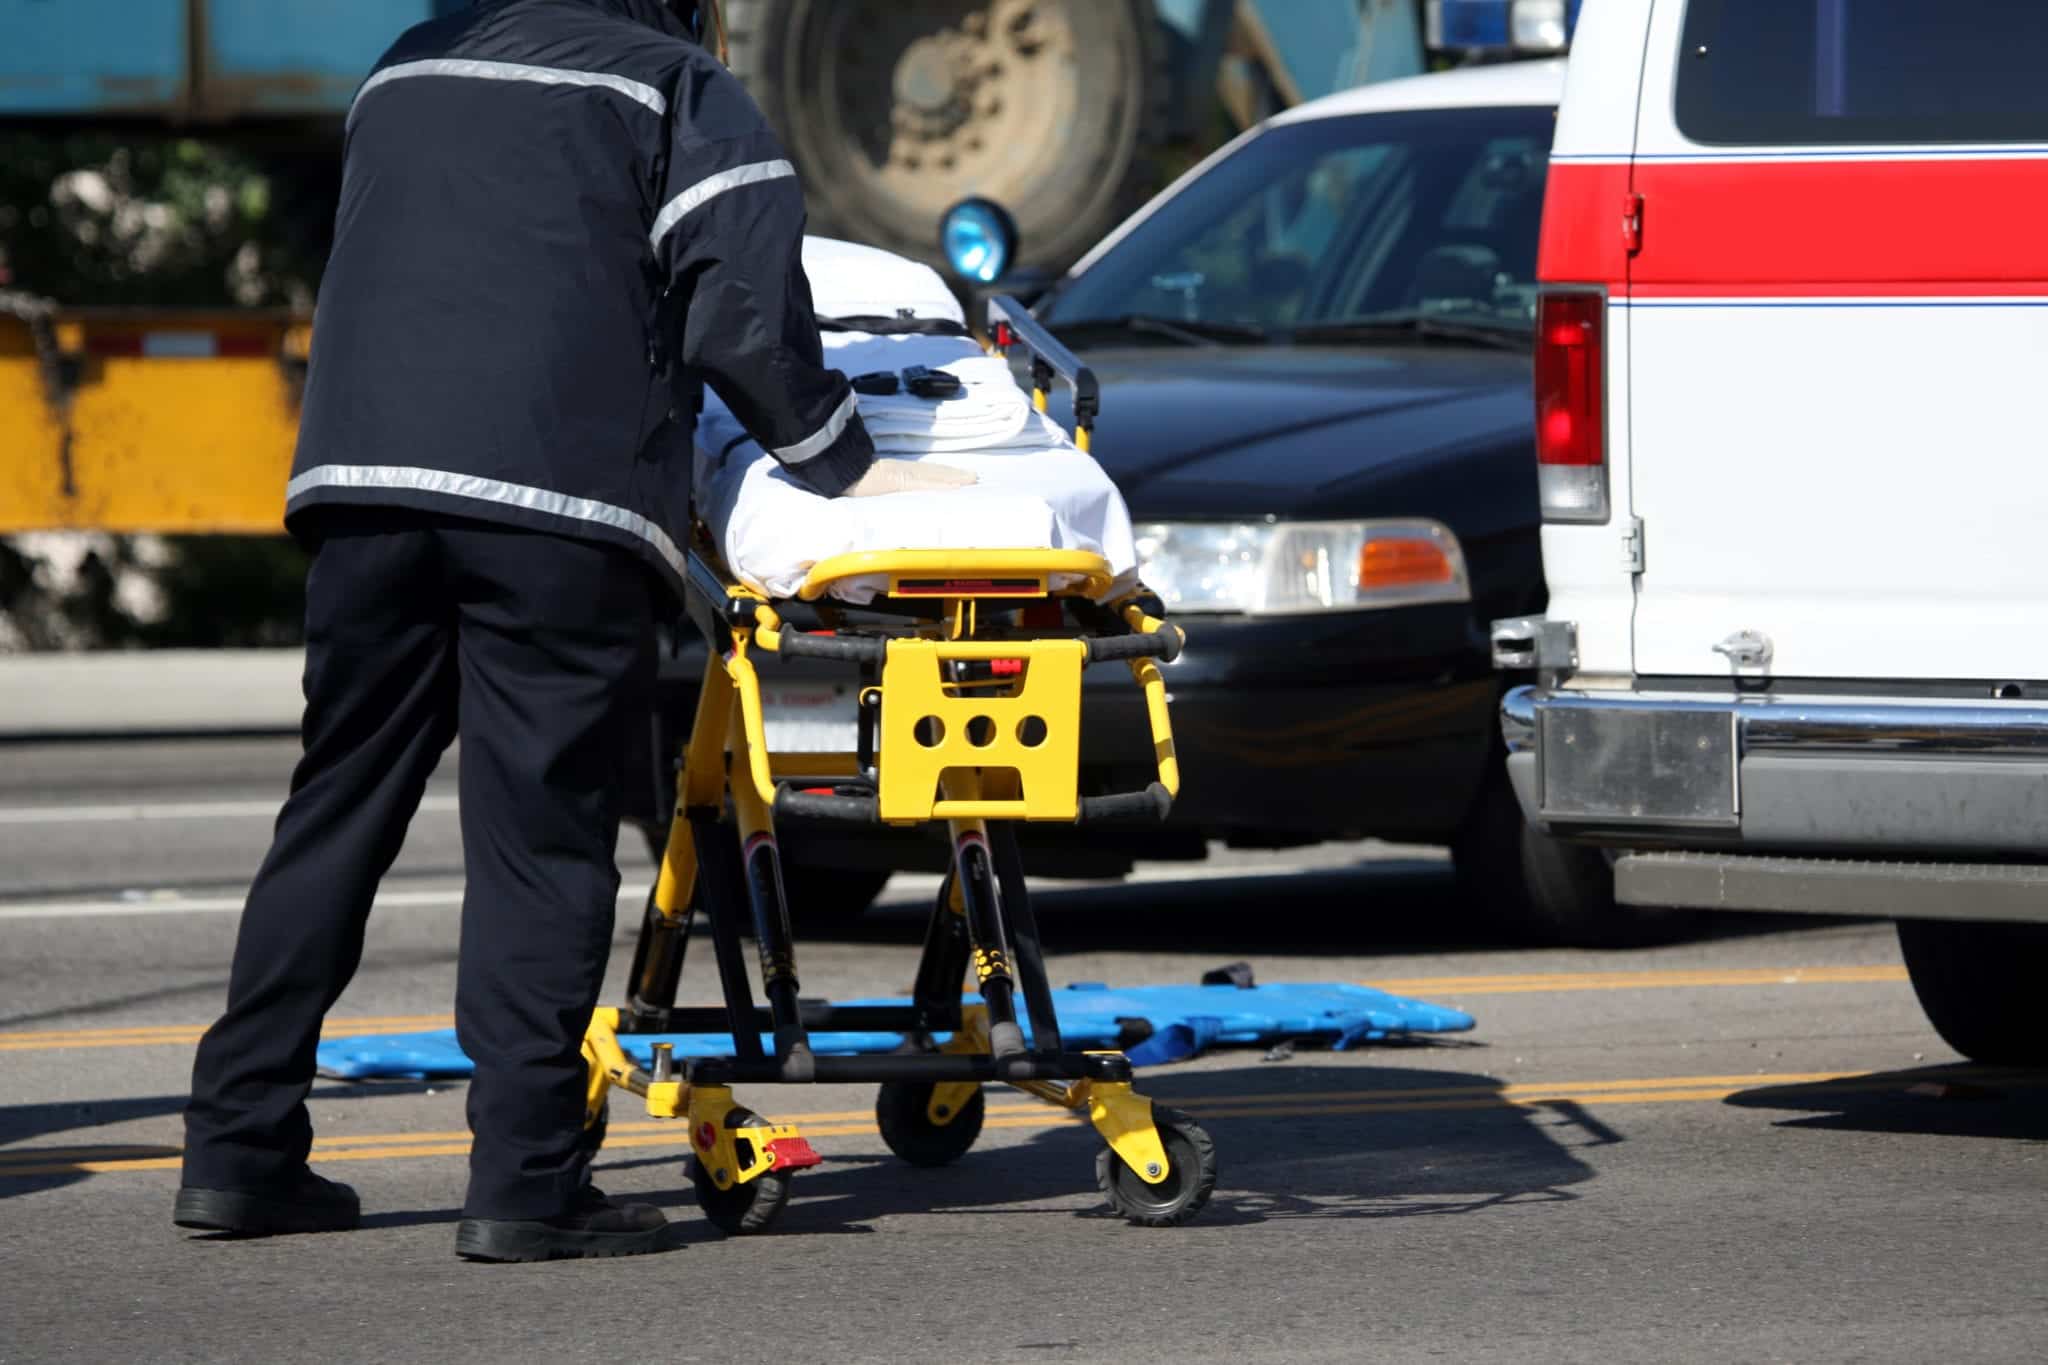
[1541,158,2048,297]
[1537,162,1633,288]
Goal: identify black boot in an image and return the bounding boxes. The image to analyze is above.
[173,1170,361,1237]
[454,1186,670,1262]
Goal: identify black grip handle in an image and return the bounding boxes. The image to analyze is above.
[772,631,886,664]
[1083,623,1185,665]
[1077,782,1174,824]
[987,295,1098,417]
[773,789,880,823]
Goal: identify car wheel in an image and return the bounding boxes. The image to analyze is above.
[1896,919,2048,1065]
[1453,767,1690,948]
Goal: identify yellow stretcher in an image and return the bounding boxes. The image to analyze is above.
[577,299,1218,1231]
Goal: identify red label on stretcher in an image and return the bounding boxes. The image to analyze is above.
[893,578,1042,597]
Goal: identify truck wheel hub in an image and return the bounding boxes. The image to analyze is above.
[798,0,1093,239]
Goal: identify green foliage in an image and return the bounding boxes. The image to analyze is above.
[139,536,309,649]
[1,130,335,650]
[0,130,334,304]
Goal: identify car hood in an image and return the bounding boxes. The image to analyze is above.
[1052,345,1532,519]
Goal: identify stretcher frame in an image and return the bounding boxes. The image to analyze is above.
[577,297,1218,1231]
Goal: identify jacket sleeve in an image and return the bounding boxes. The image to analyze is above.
[651,107,873,497]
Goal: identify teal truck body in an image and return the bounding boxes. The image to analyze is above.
[0,0,1574,267]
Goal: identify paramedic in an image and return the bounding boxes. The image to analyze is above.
[174,0,967,1262]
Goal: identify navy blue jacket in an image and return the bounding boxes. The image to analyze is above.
[287,0,874,590]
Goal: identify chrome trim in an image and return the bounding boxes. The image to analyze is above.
[1711,630,1772,671]
[1501,685,1538,753]
[650,159,797,251]
[1521,688,2048,759]
[351,59,667,127]
[1491,616,1577,672]
[1615,852,2048,921]
[1535,699,1739,828]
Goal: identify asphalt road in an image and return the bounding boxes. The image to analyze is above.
[3,738,2045,1365]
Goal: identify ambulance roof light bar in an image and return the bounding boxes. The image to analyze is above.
[1424,0,1580,59]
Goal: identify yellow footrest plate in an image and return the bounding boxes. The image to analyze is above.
[877,638,1085,822]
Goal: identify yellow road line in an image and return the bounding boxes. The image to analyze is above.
[0,966,1910,1054]
[1367,965,1907,996]
[6,1067,2015,1180]
[0,1015,454,1049]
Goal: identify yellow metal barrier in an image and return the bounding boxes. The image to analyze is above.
[0,310,308,534]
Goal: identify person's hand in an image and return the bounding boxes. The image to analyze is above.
[839,459,978,498]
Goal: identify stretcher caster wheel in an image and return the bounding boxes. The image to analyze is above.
[875,1081,985,1167]
[1096,1107,1216,1228]
[689,1108,791,1235]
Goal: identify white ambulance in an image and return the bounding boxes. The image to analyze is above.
[1494,0,2048,1063]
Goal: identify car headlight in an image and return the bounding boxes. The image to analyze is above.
[1133,520,1471,615]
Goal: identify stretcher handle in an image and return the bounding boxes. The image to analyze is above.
[1077,783,1174,824]
[986,294,1099,424]
[768,631,887,664]
[1083,623,1185,665]
[774,788,880,823]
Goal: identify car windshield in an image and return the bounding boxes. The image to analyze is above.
[1043,105,1555,343]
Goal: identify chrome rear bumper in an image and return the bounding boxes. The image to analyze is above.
[1501,685,2048,856]
[1502,686,2048,760]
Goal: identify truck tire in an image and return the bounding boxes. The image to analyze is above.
[725,0,1170,274]
[1896,919,2048,1066]
[1453,768,1690,948]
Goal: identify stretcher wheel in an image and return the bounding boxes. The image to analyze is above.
[875,1081,986,1167]
[1095,1107,1216,1228]
[689,1107,792,1235]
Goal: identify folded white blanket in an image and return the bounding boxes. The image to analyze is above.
[691,238,1139,603]
[816,333,1032,454]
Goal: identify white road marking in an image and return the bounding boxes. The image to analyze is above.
[0,881,651,921]
[0,795,460,826]
[0,842,1448,921]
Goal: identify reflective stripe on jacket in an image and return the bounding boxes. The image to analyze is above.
[287,0,873,590]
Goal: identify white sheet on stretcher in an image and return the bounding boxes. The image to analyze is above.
[692,238,1139,604]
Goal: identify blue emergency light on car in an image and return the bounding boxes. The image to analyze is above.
[941,198,1020,285]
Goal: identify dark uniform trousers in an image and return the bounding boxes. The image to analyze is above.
[183,508,656,1221]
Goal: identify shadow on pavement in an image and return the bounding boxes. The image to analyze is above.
[598,1061,1606,1239]
[0,1080,444,1202]
[827,859,1868,959]
[0,1093,191,1200]
[1725,1063,2048,1140]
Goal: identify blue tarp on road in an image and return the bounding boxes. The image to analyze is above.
[315,980,1475,1080]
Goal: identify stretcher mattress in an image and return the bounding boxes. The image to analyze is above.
[693,238,1139,603]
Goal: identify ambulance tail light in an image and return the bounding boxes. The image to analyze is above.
[1534,290,1608,524]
